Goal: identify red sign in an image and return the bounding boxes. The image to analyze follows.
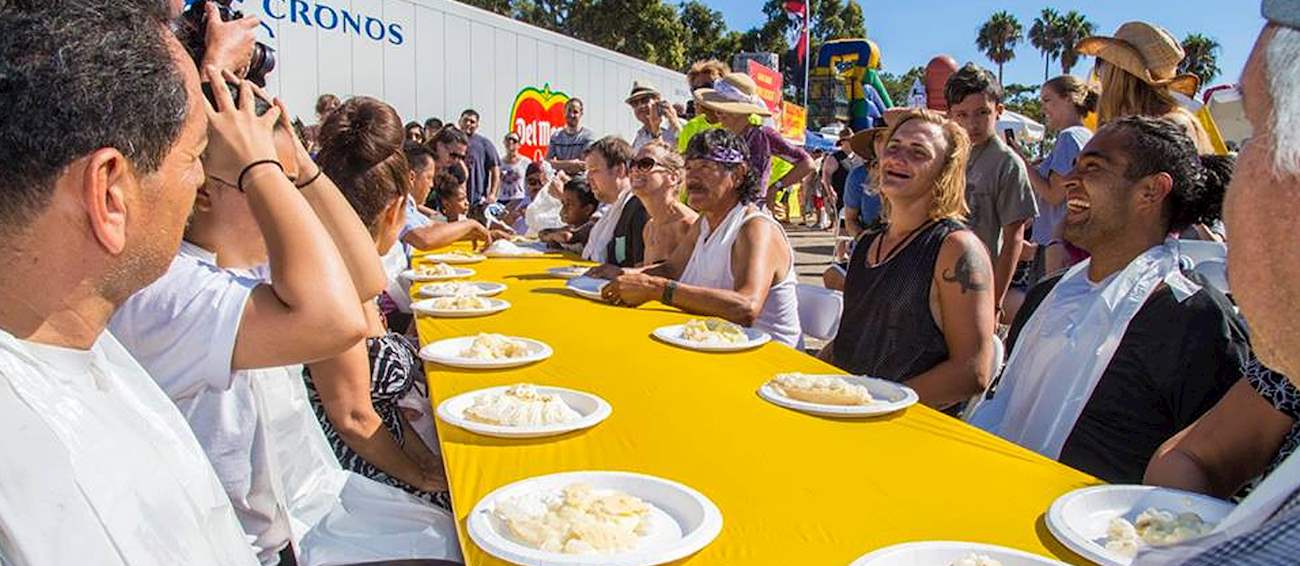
[747,60,783,115]
[508,84,571,161]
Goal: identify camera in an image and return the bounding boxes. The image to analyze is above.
[179,0,276,87]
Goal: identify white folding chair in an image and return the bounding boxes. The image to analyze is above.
[960,335,1004,422]
[795,283,844,342]
[1177,240,1227,267]
[1194,258,1231,295]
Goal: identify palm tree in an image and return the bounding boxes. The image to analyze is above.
[1179,33,1221,91]
[976,11,1023,84]
[1057,10,1096,75]
[1029,8,1062,81]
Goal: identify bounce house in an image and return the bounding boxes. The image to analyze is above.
[809,39,894,131]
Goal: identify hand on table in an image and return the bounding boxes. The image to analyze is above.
[584,263,626,280]
[602,273,663,307]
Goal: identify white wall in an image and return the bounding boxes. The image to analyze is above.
[251,0,687,146]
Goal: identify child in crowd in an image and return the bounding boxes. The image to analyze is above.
[539,177,600,251]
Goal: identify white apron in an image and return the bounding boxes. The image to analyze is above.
[679,203,802,347]
[0,330,257,566]
[970,239,1198,458]
[582,189,634,263]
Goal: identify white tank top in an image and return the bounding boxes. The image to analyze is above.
[680,204,802,347]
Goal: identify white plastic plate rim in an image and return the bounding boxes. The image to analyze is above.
[849,540,1071,566]
[426,253,486,264]
[1046,485,1236,566]
[417,336,554,368]
[566,277,609,302]
[651,324,771,352]
[435,385,613,438]
[548,266,593,279]
[403,267,476,281]
[467,470,723,566]
[410,298,511,318]
[417,281,507,298]
[756,375,919,417]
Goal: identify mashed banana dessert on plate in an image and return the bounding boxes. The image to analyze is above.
[460,333,532,360]
[680,318,748,344]
[949,554,1003,566]
[1104,507,1214,557]
[416,262,458,276]
[463,384,581,426]
[430,294,491,310]
[424,281,480,296]
[493,483,652,554]
[768,373,874,406]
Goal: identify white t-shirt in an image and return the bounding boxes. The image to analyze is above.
[0,329,257,566]
[110,242,462,565]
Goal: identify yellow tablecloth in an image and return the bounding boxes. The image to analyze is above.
[413,249,1097,565]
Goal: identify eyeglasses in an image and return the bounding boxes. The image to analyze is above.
[631,156,669,173]
[449,152,467,161]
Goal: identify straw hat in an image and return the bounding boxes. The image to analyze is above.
[693,72,773,117]
[1076,21,1200,96]
[625,80,662,104]
[847,108,913,162]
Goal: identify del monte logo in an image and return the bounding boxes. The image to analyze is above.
[509,84,571,162]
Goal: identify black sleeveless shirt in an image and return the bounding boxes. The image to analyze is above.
[832,219,965,382]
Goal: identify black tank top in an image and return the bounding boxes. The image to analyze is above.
[832,219,964,382]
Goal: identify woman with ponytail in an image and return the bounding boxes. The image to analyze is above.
[1024,75,1099,283]
[303,96,453,510]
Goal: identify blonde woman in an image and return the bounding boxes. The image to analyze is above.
[630,141,698,265]
[819,109,996,410]
[1078,21,1215,153]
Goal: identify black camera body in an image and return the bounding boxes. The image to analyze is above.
[180,0,276,86]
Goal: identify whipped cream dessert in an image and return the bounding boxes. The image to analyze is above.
[415,262,458,276]
[1105,507,1214,557]
[493,483,652,554]
[424,281,484,296]
[769,373,874,406]
[950,554,1003,566]
[430,294,491,310]
[463,384,581,427]
[486,240,543,256]
[460,333,531,360]
[680,318,747,344]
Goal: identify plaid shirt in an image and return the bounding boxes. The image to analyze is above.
[1183,487,1300,565]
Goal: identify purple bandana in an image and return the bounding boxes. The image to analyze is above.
[704,147,745,164]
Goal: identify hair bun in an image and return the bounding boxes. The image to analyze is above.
[318,96,403,166]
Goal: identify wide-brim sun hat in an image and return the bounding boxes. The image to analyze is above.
[1076,21,1200,97]
[847,108,913,162]
[625,80,662,104]
[694,72,774,117]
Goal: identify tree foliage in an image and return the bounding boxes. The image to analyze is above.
[976,10,1022,85]
[1056,10,1095,75]
[680,1,743,65]
[1179,33,1221,91]
[1028,8,1061,81]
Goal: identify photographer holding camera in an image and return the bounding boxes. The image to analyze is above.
[0,2,260,564]
[172,0,273,83]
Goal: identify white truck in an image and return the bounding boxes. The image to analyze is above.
[237,0,687,159]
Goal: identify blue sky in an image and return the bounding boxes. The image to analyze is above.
[698,1,1265,89]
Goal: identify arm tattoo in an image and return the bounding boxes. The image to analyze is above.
[942,249,989,294]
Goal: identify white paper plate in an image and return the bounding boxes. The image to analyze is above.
[419,336,553,369]
[425,252,486,265]
[548,265,593,279]
[417,281,507,298]
[403,266,475,282]
[411,297,511,318]
[1046,485,1235,566]
[850,541,1070,566]
[757,375,919,418]
[566,276,609,302]
[651,323,771,352]
[468,470,722,566]
[436,385,612,438]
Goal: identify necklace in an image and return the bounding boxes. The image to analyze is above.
[872,220,935,266]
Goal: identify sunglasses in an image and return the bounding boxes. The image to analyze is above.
[631,156,669,172]
[449,152,467,161]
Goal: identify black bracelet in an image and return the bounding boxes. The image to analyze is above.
[236,159,284,193]
[661,280,677,306]
[295,167,323,189]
